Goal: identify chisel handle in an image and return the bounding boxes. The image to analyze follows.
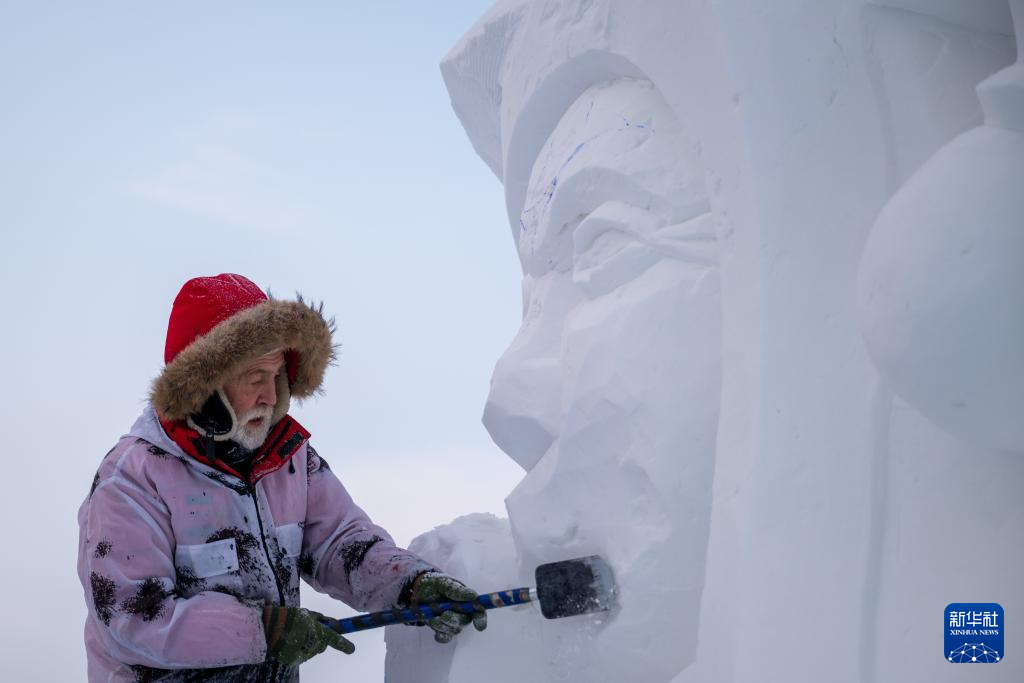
[320,587,535,635]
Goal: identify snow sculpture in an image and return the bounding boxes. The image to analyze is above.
[483,75,720,682]
[858,0,1024,453]
[851,3,1024,680]
[388,34,722,682]
[386,2,1023,682]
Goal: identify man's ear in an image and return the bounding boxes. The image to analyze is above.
[187,388,238,441]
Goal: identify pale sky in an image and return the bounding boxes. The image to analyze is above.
[0,2,525,680]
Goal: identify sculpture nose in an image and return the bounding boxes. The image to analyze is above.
[483,271,579,470]
[483,353,561,471]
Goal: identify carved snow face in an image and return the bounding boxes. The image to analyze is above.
[481,77,721,679]
[483,78,718,472]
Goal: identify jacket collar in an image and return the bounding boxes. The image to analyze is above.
[131,405,309,484]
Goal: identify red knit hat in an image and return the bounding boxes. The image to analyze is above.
[151,273,335,423]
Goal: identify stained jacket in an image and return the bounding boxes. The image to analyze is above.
[78,406,435,682]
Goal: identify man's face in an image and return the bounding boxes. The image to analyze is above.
[222,350,286,450]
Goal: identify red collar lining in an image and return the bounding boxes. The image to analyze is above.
[160,415,310,484]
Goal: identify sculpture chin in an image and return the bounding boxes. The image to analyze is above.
[857,125,1024,453]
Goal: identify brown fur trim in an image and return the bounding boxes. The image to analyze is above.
[269,372,291,427]
[151,298,336,422]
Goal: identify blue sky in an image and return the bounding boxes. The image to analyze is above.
[0,2,524,679]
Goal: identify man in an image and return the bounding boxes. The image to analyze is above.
[78,273,486,681]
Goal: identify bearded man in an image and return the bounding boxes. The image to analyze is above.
[77,273,485,681]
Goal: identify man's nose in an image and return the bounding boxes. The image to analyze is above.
[259,377,277,407]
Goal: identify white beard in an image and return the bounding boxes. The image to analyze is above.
[233,406,273,450]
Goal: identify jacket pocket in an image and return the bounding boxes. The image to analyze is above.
[175,538,239,579]
[275,523,303,559]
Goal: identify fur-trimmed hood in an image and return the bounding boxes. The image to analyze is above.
[150,275,336,423]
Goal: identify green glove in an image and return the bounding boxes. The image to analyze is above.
[410,572,487,644]
[262,605,355,666]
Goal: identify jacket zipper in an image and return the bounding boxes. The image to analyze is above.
[249,482,285,680]
[248,482,286,605]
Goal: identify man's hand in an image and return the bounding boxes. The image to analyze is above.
[263,605,355,666]
[411,572,487,644]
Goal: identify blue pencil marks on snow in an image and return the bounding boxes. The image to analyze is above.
[543,176,558,205]
[565,141,586,167]
[519,136,595,246]
[520,204,540,245]
[518,120,656,250]
[543,141,587,206]
[621,116,652,131]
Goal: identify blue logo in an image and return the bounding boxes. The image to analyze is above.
[945,603,1003,663]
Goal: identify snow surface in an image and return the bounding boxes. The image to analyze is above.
[387,1,1023,682]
